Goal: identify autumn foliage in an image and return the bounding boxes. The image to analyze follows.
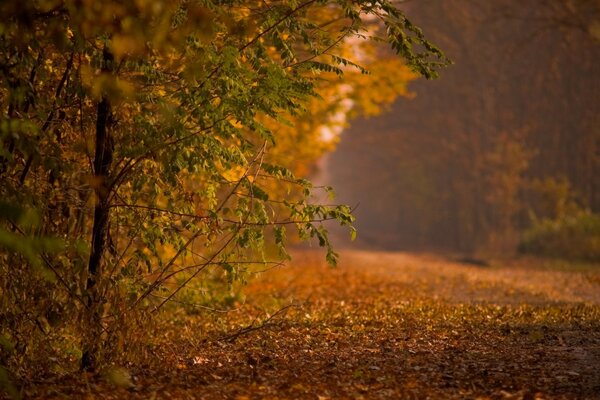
[0,0,448,382]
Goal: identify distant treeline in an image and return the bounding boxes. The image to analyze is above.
[327,0,600,259]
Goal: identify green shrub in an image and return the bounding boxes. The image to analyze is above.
[518,211,600,262]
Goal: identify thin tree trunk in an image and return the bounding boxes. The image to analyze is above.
[81,47,114,372]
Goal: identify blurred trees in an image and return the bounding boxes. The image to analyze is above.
[327,0,599,257]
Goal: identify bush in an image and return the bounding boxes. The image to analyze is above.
[518,211,600,262]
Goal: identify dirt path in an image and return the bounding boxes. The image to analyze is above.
[27,251,600,399]
[330,251,600,305]
[195,251,600,400]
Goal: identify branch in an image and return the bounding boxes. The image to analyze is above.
[20,52,75,185]
[110,202,345,226]
[7,219,87,308]
[218,303,297,342]
[135,144,270,311]
[196,0,320,90]
[239,0,319,52]
[108,116,230,200]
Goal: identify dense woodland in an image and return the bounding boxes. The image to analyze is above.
[327,0,600,258]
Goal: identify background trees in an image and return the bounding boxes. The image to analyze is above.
[325,0,599,258]
[0,0,447,374]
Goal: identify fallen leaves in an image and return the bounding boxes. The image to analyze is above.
[17,251,600,399]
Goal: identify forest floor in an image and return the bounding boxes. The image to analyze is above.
[25,251,600,399]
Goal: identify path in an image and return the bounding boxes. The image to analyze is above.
[28,251,600,399]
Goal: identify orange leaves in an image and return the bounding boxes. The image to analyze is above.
[20,249,600,398]
[110,34,143,59]
[79,64,135,103]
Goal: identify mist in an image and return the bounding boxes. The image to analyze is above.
[317,0,600,257]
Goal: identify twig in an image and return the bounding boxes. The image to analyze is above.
[218,303,297,343]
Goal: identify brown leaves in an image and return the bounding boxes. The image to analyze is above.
[21,251,600,399]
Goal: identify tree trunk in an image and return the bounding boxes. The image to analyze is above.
[81,48,114,372]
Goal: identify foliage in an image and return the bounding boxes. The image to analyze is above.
[0,0,447,375]
[519,210,600,262]
[519,177,600,262]
[325,0,599,254]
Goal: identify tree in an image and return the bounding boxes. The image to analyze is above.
[326,0,599,254]
[0,0,447,373]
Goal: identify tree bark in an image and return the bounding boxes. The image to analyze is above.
[81,47,114,372]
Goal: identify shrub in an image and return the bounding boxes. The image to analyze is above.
[519,211,600,262]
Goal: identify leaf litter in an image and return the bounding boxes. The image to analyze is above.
[20,250,600,399]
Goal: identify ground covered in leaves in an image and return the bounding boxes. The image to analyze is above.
[20,251,600,399]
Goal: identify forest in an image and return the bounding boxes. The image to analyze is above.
[0,0,599,399]
[327,0,600,259]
